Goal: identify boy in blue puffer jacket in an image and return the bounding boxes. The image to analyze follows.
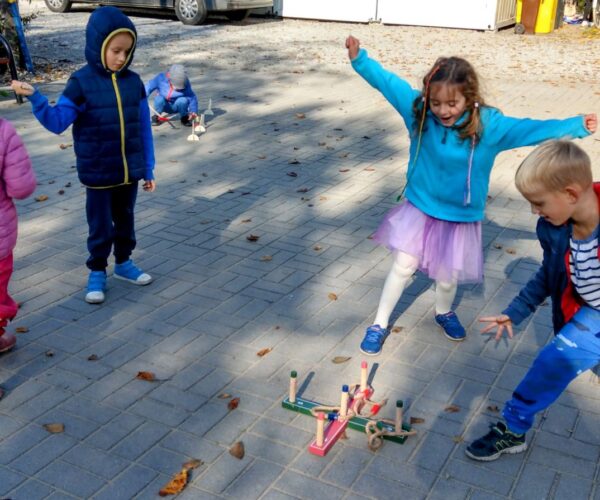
[145,64,198,127]
[12,6,156,304]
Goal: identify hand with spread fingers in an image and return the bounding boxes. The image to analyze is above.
[479,314,513,341]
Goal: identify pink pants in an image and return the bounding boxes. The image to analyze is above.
[0,253,18,320]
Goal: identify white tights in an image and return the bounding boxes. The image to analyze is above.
[373,250,458,327]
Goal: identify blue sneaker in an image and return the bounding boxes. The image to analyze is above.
[359,324,388,356]
[435,311,466,341]
[114,260,152,285]
[85,271,106,304]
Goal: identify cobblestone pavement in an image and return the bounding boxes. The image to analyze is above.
[1,3,600,499]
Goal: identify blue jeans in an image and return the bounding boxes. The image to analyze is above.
[503,306,600,434]
[153,95,189,119]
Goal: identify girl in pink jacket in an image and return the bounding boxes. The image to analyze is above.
[0,118,36,353]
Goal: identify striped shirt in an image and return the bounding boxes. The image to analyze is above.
[570,227,600,310]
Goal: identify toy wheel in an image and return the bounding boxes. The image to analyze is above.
[44,0,72,13]
[175,0,207,25]
[514,23,526,34]
[225,9,250,21]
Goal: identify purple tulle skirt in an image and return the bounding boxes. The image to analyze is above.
[373,201,483,284]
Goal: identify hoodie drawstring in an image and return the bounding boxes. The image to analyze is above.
[463,136,476,206]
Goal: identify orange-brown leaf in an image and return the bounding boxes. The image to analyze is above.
[260,255,272,262]
[228,397,240,411]
[328,292,338,301]
[182,459,203,470]
[59,143,72,150]
[410,417,425,424]
[35,195,48,202]
[159,468,188,496]
[218,393,232,399]
[444,404,460,413]
[256,347,272,357]
[136,371,156,382]
[229,441,245,459]
[487,404,500,413]
[391,326,403,333]
[332,356,351,364]
[14,326,29,333]
[246,234,260,242]
[43,423,64,433]
[452,435,464,443]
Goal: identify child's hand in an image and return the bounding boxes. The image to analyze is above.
[479,314,513,341]
[584,113,597,134]
[11,80,34,96]
[345,36,360,61]
[143,180,156,192]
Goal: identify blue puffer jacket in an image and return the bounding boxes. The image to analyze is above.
[28,6,154,187]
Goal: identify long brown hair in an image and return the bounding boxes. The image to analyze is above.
[412,56,485,141]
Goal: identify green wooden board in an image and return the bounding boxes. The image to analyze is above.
[282,396,411,444]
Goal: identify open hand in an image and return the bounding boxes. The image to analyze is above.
[479,314,513,341]
[345,35,360,61]
[584,113,597,134]
[11,80,34,96]
[143,180,156,192]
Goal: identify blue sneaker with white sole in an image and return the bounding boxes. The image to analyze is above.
[114,260,152,285]
[359,324,388,356]
[435,311,466,341]
[85,271,107,304]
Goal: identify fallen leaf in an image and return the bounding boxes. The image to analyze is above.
[58,189,65,195]
[241,218,252,223]
[246,234,260,242]
[493,243,503,249]
[274,325,281,330]
[319,196,328,201]
[229,441,245,459]
[444,404,460,413]
[136,371,156,382]
[295,113,306,119]
[487,405,500,413]
[218,393,232,399]
[48,180,55,184]
[35,195,48,202]
[256,347,272,357]
[260,255,273,262]
[65,182,71,187]
[87,354,98,361]
[328,292,338,301]
[14,326,28,333]
[257,155,266,159]
[45,351,54,357]
[228,397,240,411]
[391,326,403,334]
[410,417,425,424]
[59,143,72,150]
[452,435,464,443]
[364,167,375,171]
[169,159,178,163]
[159,468,188,496]
[182,459,203,470]
[296,187,309,193]
[363,135,371,139]
[313,245,322,251]
[506,248,517,255]
[287,171,298,177]
[288,159,301,165]
[332,356,351,364]
[44,423,65,433]
[339,169,350,173]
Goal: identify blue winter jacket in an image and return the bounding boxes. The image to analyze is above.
[503,184,600,333]
[351,49,591,222]
[145,73,198,114]
[27,6,154,187]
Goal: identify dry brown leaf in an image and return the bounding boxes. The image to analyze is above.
[339,168,350,173]
[246,234,260,242]
[444,404,460,413]
[45,351,54,357]
[506,248,517,255]
[229,441,245,459]
[87,354,99,361]
[58,189,65,195]
[44,423,65,433]
[228,397,240,411]
[218,393,232,399]
[182,458,204,470]
[15,326,29,333]
[410,417,425,424]
[295,113,306,119]
[332,356,351,364]
[159,468,188,496]
[59,143,72,150]
[391,326,403,334]
[364,167,375,171]
[487,405,500,413]
[296,187,309,193]
[35,195,48,202]
[256,347,272,357]
[241,218,252,223]
[274,325,281,330]
[328,292,338,301]
[136,371,156,382]
[313,245,322,251]
[260,255,273,262]
[493,243,503,249]
[257,155,266,159]
[452,435,464,443]
[287,171,298,177]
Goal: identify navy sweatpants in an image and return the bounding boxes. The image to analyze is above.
[85,182,138,271]
[503,306,600,434]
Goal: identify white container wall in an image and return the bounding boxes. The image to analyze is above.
[272,0,378,24]
[272,0,516,30]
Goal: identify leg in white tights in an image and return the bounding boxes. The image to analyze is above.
[373,251,419,327]
[435,280,458,316]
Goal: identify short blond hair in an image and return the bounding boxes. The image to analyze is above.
[515,140,592,195]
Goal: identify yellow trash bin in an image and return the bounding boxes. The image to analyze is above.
[516,0,557,34]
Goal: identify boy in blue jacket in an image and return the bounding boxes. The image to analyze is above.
[12,6,155,305]
[145,64,198,127]
[467,140,600,461]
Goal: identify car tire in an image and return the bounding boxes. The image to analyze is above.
[225,9,250,21]
[175,0,207,25]
[44,0,72,13]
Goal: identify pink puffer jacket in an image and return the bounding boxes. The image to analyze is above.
[0,118,36,259]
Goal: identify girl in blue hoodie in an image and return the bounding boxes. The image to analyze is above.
[345,36,597,354]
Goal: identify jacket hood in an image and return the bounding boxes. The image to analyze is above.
[85,6,137,74]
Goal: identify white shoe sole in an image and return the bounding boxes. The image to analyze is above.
[114,272,153,286]
[465,442,527,461]
[85,291,105,304]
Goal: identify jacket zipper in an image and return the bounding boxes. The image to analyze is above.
[111,72,129,184]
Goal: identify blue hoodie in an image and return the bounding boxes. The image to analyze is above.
[351,49,591,222]
[145,72,198,114]
[27,6,154,188]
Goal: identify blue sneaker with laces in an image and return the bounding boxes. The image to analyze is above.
[435,311,466,341]
[359,324,388,356]
[85,271,107,304]
[114,260,152,285]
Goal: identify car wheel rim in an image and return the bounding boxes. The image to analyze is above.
[178,0,198,19]
[47,0,64,8]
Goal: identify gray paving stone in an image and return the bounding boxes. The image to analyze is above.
[92,464,158,500]
[7,478,55,500]
[35,460,105,498]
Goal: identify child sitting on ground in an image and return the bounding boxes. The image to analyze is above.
[466,140,600,461]
[0,118,36,352]
[145,64,198,127]
[12,6,156,305]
